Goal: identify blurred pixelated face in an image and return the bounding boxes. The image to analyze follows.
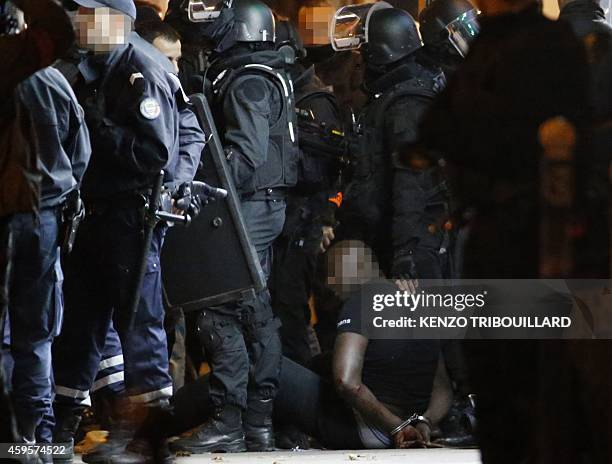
[298,6,333,46]
[153,36,182,74]
[74,7,132,53]
[327,240,381,297]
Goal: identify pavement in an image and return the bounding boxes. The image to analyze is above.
[75,449,482,464]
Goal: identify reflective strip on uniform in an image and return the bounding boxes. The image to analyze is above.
[91,371,125,392]
[55,385,93,405]
[55,385,90,399]
[127,385,173,404]
[98,355,124,371]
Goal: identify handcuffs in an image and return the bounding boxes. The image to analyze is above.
[390,413,432,437]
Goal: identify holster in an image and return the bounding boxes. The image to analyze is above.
[60,190,85,256]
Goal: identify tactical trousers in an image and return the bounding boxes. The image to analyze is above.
[199,199,285,410]
[6,209,62,438]
[270,237,318,366]
[53,208,172,410]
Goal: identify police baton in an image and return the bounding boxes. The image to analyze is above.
[126,173,225,329]
[126,172,164,330]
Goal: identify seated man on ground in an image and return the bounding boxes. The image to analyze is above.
[170,240,453,450]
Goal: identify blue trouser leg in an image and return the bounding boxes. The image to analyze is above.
[53,209,142,408]
[92,322,125,396]
[9,209,61,438]
[122,226,172,402]
[54,211,172,409]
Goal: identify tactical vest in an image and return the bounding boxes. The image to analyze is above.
[212,64,299,194]
[294,88,344,187]
[343,74,444,238]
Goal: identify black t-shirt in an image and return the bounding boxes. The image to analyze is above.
[337,281,440,415]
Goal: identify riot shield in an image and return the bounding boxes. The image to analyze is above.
[161,93,266,311]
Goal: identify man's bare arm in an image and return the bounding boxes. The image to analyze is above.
[423,354,454,426]
[332,332,403,433]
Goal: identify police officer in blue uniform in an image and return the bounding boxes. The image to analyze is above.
[4,65,91,447]
[77,16,207,464]
[50,1,204,462]
[170,0,299,454]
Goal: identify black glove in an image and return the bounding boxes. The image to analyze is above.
[391,251,418,280]
[174,182,208,220]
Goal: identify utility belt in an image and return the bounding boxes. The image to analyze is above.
[240,187,288,202]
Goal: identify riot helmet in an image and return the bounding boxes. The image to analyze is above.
[184,0,232,22]
[330,3,422,66]
[275,18,306,65]
[418,0,480,57]
[231,0,275,43]
[177,0,273,52]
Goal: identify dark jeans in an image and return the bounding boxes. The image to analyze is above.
[171,357,362,449]
[7,209,61,437]
[200,199,285,409]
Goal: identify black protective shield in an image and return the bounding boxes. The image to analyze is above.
[161,93,266,311]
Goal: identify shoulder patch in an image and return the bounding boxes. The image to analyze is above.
[139,97,161,120]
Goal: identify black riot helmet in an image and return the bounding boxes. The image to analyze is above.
[365,8,422,66]
[418,0,480,58]
[330,3,422,67]
[232,0,275,43]
[275,18,306,65]
[330,2,423,67]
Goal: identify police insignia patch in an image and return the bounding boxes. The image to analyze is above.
[140,98,161,120]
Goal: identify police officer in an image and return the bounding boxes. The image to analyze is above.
[164,0,230,94]
[412,0,481,408]
[170,0,298,453]
[331,4,447,280]
[269,18,344,366]
[48,1,198,462]
[418,0,480,78]
[78,14,207,464]
[3,64,91,447]
[1,0,74,442]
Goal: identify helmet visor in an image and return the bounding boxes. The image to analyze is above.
[187,0,232,22]
[330,2,391,52]
[446,8,479,57]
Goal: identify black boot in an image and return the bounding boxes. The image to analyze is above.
[82,397,134,464]
[169,405,246,454]
[109,400,174,464]
[244,399,275,452]
[52,404,84,464]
